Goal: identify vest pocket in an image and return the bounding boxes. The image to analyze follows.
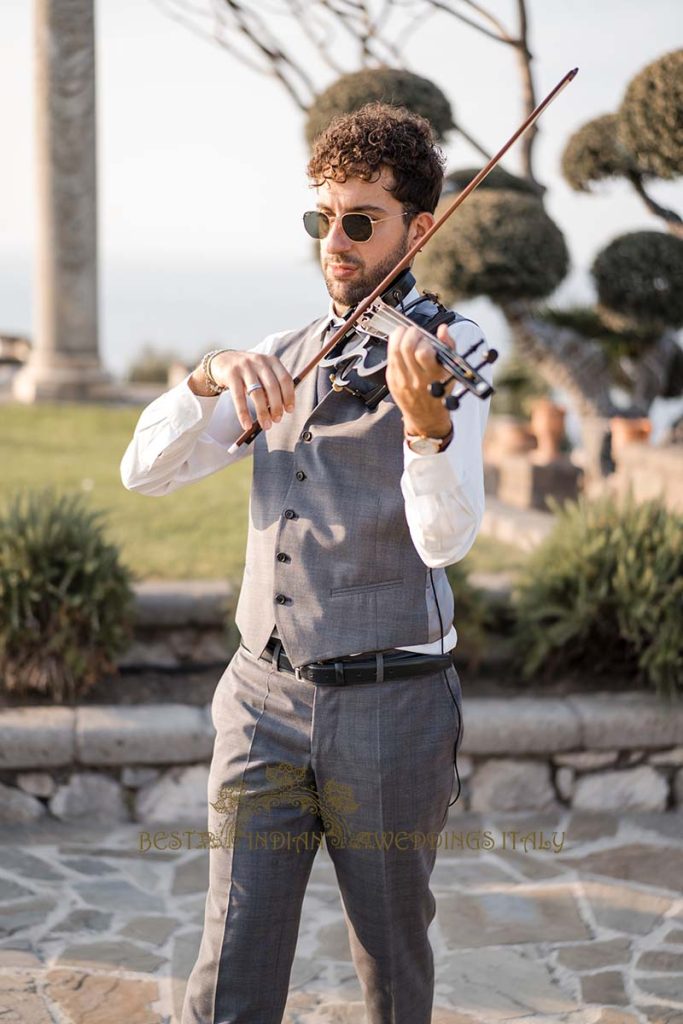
[329,577,403,596]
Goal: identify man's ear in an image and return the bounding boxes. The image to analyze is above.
[409,211,435,251]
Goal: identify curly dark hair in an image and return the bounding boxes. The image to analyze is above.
[306,102,446,214]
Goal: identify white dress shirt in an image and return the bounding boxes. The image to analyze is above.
[120,291,492,655]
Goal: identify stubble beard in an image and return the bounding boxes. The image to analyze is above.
[322,233,411,310]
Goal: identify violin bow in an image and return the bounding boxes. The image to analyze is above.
[228,66,579,454]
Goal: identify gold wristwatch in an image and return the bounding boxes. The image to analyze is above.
[404,423,454,455]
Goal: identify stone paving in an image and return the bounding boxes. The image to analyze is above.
[1,808,682,1024]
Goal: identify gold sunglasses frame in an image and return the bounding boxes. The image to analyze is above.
[303,209,412,244]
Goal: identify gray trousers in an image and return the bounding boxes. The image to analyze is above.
[181,642,464,1024]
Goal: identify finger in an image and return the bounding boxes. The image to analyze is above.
[244,379,272,431]
[432,324,457,383]
[270,359,296,413]
[228,374,255,432]
[256,363,285,422]
[386,331,411,390]
[437,323,455,350]
[412,339,442,377]
[398,329,434,389]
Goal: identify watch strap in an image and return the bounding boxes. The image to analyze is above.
[404,422,454,453]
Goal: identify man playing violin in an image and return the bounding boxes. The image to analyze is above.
[121,102,491,1024]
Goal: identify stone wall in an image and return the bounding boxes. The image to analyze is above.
[120,580,236,669]
[609,443,683,513]
[1,695,681,824]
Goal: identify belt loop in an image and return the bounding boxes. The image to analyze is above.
[375,652,384,683]
[272,639,283,672]
[334,661,345,685]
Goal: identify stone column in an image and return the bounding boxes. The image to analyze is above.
[13,0,115,402]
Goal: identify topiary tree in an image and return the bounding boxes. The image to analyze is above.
[561,114,635,191]
[417,190,569,305]
[414,186,631,474]
[305,68,455,145]
[0,490,135,702]
[444,165,543,198]
[592,231,683,336]
[618,48,683,180]
[512,226,683,485]
[474,51,683,484]
[561,51,683,235]
[524,232,683,474]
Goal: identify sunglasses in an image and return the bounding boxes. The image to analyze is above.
[303,209,412,244]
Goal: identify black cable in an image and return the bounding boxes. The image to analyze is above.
[429,568,462,808]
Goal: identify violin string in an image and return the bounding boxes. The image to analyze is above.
[384,314,490,392]
[360,306,478,385]
[363,317,463,378]
[362,305,471,369]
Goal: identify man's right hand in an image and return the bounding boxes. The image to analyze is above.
[189,351,296,432]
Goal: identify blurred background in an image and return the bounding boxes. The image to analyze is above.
[1,0,681,392]
[0,7,682,1023]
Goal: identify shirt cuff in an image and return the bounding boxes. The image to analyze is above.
[164,372,220,433]
[402,435,468,496]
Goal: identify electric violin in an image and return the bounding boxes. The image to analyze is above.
[227,67,578,455]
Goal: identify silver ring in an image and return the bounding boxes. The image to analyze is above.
[246,382,263,394]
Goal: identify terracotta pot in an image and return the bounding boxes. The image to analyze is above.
[486,416,536,461]
[529,398,566,464]
[610,416,652,459]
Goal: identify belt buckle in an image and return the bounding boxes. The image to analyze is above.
[294,666,303,681]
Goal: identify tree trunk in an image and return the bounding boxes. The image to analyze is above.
[500,301,616,487]
[625,331,683,414]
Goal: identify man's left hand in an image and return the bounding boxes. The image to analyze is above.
[386,323,455,437]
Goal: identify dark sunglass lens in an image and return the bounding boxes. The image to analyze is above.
[342,213,373,242]
[303,211,329,239]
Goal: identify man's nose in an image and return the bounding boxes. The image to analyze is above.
[324,216,353,254]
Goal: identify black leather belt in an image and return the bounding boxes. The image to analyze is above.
[248,636,454,686]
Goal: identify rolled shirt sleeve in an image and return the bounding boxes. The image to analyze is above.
[119,332,286,496]
[400,321,492,567]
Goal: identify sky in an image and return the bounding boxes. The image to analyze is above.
[0,0,682,380]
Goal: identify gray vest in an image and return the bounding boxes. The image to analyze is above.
[234,315,455,668]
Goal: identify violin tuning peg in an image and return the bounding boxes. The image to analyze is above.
[430,381,446,398]
[445,395,460,411]
[486,348,499,364]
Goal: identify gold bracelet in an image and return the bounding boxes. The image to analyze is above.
[201,349,230,395]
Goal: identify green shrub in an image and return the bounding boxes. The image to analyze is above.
[617,49,683,180]
[0,490,135,702]
[305,68,454,145]
[591,231,683,334]
[561,113,635,192]
[446,561,489,668]
[416,190,569,305]
[127,343,179,384]
[445,165,542,197]
[513,494,682,700]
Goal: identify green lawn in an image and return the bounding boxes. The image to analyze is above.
[0,402,524,582]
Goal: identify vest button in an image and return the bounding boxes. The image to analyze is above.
[276,552,289,563]
[295,470,306,481]
[275,593,288,605]
[300,430,313,442]
[284,508,297,519]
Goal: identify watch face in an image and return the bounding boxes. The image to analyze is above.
[408,437,441,455]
